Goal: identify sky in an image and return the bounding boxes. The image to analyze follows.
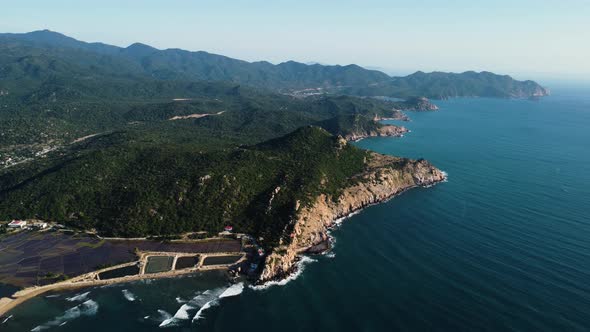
[2,0,590,82]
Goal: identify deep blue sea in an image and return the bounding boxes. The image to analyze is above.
[3,86,590,331]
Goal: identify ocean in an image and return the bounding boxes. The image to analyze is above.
[2,86,590,331]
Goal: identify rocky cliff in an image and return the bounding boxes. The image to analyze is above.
[259,152,446,282]
[345,124,409,141]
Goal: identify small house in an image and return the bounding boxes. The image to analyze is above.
[8,220,27,229]
[33,222,48,229]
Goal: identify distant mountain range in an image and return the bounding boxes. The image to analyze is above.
[0,30,549,99]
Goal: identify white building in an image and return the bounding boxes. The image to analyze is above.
[8,220,27,228]
[33,222,48,229]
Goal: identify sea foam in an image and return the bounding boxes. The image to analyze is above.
[219,282,244,298]
[250,256,317,291]
[31,299,98,331]
[66,291,90,302]
[1,315,13,324]
[122,289,137,302]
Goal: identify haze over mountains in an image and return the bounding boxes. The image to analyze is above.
[0,30,548,100]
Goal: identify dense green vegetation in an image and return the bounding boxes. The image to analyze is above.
[0,127,367,247]
[0,30,549,249]
[314,114,384,137]
[0,30,548,100]
[340,71,549,99]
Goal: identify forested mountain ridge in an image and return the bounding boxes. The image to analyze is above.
[0,29,545,248]
[0,30,548,99]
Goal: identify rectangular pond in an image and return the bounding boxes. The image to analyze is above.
[202,255,242,266]
[175,256,199,270]
[98,265,140,280]
[145,256,174,274]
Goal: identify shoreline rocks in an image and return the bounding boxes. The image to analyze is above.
[258,153,446,283]
[402,97,439,111]
[345,124,409,141]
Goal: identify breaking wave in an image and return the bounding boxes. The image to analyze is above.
[157,283,246,327]
[192,300,217,322]
[250,256,317,291]
[31,299,98,331]
[219,282,244,298]
[159,303,195,327]
[122,289,137,302]
[66,291,90,302]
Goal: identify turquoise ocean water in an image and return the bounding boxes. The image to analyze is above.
[3,86,590,331]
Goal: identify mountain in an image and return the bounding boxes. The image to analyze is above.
[387,71,549,99]
[0,30,549,239]
[0,126,369,246]
[0,30,548,99]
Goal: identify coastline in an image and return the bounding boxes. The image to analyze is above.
[345,124,410,142]
[0,251,245,316]
[259,153,447,282]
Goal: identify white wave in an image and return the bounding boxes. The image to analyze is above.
[189,288,222,307]
[66,291,90,302]
[31,299,98,331]
[219,282,244,298]
[122,289,136,302]
[2,315,13,324]
[189,284,245,323]
[156,309,172,321]
[159,304,195,327]
[192,300,218,322]
[45,294,60,298]
[333,209,361,226]
[250,256,317,291]
[157,284,247,326]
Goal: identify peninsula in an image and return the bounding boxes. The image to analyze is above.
[0,30,545,315]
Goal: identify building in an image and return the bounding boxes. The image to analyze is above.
[33,222,48,229]
[7,220,27,229]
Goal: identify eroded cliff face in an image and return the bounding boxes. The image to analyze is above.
[259,152,446,282]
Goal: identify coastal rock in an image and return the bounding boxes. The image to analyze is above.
[259,153,446,282]
[511,84,550,98]
[373,110,410,122]
[345,124,409,141]
[402,97,439,111]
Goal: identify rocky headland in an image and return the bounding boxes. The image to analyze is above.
[373,109,411,121]
[259,152,446,282]
[401,97,439,111]
[345,124,409,141]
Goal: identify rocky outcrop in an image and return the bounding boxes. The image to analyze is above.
[345,124,409,141]
[511,85,550,98]
[258,153,446,282]
[402,97,439,111]
[373,110,410,122]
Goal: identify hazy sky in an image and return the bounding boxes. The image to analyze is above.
[2,0,589,81]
